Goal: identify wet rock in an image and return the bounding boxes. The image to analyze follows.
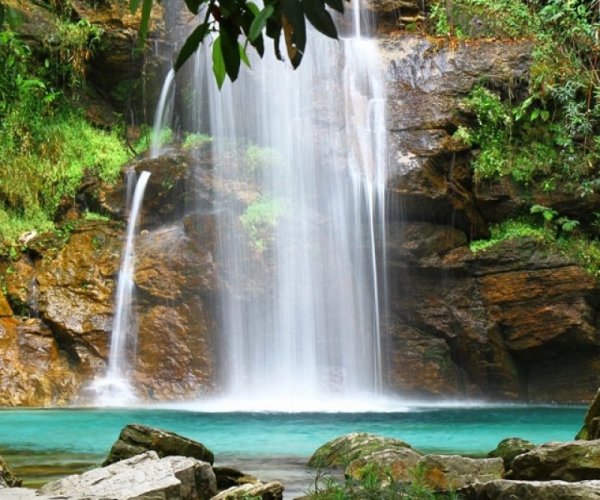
[36,222,122,376]
[104,424,214,466]
[345,447,423,483]
[488,437,535,471]
[418,455,504,491]
[382,34,532,238]
[213,466,259,490]
[41,451,217,499]
[0,454,21,488]
[3,257,36,315]
[386,227,600,402]
[0,291,12,317]
[577,388,600,440]
[308,433,412,469]
[461,479,600,500]
[0,317,82,406]
[512,440,600,481]
[211,480,284,500]
[70,0,167,120]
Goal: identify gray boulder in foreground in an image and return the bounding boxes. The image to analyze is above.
[38,451,217,499]
[461,479,600,499]
[211,480,284,499]
[104,423,214,466]
[512,439,600,481]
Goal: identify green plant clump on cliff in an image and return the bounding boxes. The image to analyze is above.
[434,0,600,189]
[0,20,130,245]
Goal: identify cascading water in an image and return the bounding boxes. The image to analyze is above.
[150,69,176,158]
[153,0,388,410]
[91,170,151,405]
[204,8,386,409]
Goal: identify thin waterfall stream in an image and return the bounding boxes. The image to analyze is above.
[92,170,151,405]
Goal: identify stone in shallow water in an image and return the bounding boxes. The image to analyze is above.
[40,451,217,499]
[0,454,21,488]
[103,423,214,466]
[308,432,412,469]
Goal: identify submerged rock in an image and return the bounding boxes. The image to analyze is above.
[308,433,412,468]
[461,479,600,500]
[41,451,216,500]
[577,388,600,440]
[488,437,536,471]
[417,455,504,491]
[0,454,21,488]
[512,440,600,481]
[104,424,214,466]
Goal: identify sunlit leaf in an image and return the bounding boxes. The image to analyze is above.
[212,36,226,88]
[138,0,153,48]
[249,5,274,41]
[130,0,142,14]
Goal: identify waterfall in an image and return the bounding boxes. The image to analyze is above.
[91,170,151,406]
[148,0,389,410]
[191,7,387,410]
[150,69,176,158]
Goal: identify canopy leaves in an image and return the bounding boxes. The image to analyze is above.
[130,0,345,87]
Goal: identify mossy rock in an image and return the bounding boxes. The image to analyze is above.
[0,454,22,487]
[308,432,412,469]
[103,424,214,466]
[488,437,535,470]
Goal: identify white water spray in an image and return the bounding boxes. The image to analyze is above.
[92,170,151,405]
[150,69,176,158]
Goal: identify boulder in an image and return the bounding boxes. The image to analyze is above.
[0,454,21,488]
[41,451,217,500]
[345,447,423,483]
[308,433,412,469]
[488,437,535,471]
[104,424,214,466]
[512,440,600,481]
[213,466,259,490]
[461,479,600,500]
[417,455,504,491]
[577,388,600,440]
[211,480,284,500]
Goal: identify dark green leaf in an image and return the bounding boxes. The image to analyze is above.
[220,22,241,81]
[302,0,337,38]
[175,22,210,70]
[0,4,5,28]
[281,0,306,67]
[130,0,142,14]
[249,5,274,41]
[138,0,153,48]
[212,36,226,88]
[184,0,203,14]
[324,0,344,13]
